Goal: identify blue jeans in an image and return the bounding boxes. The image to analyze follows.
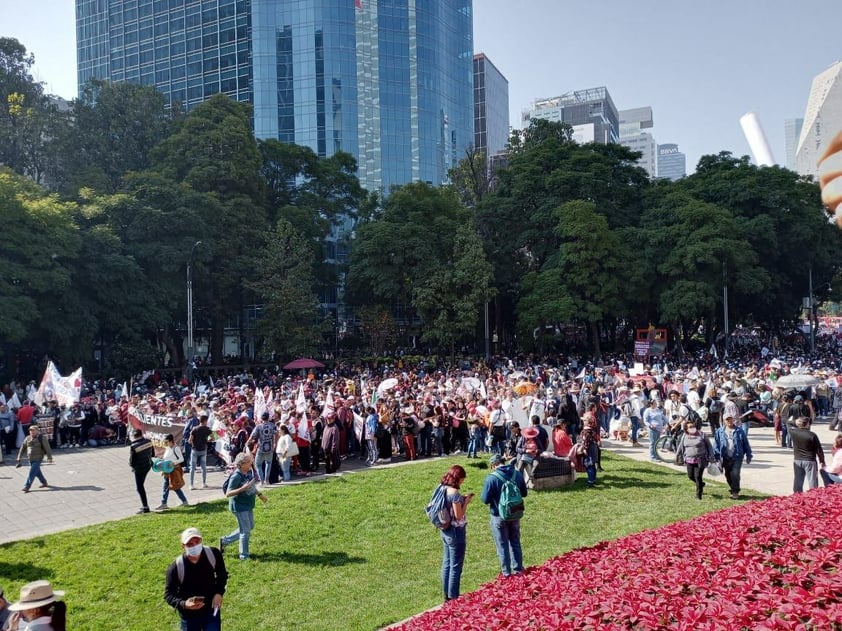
[584,456,597,486]
[821,469,842,486]
[189,450,207,487]
[254,451,273,483]
[279,457,292,481]
[180,608,221,631]
[630,416,640,443]
[489,515,523,576]
[162,475,188,505]
[440,525,466,599]
[24,460,47,489]
[222,509,255,559]
[366,438,378,464]
[793,460,819,493]
[433,428,444,456]
[648,428,661,460]
[467,432,479,458]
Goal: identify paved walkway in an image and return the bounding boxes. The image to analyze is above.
[1,418,837,545]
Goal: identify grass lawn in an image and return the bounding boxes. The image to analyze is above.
[0,453,767,630]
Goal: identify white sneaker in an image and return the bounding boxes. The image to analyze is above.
[200,484,207,489]
[189,485,195,490]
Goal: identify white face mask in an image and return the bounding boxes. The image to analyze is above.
[185,543,203,557]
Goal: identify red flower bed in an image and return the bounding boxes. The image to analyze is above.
[393,486,842,630]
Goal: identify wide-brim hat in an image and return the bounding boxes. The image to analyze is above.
[521,427,540,439]
[8,580,65,611]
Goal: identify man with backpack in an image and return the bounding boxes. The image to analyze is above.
[249,412,277,486]
[481,453,528,578]
[164,526,228,631]
[16,423,53,493]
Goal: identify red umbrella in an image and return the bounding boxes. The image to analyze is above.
[283,358,325,370]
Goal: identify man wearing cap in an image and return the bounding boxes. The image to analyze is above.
[249,411,277,486]
[6,580,66,630]
[165,527,228,631]
[16,423,53,493]
[481,454,528,577]
[713,414,753,499]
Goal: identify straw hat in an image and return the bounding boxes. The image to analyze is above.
[8,580,65,611]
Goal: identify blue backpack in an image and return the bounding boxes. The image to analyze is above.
[424,484,452,529]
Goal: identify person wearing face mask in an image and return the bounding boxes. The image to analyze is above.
[6,580,67,631]
[675,419,715,500]
[165,527,228,631]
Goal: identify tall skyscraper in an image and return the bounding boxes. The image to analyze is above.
[657,143,686,181]
[522,87,619,145]
[796,61,842,179]
[76,0,475,193]
[618,106,657,178]
[784,118,804,171]
[473,53,509,161]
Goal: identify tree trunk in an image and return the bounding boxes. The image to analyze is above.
[589,321,601,358]
[211,313,225,365]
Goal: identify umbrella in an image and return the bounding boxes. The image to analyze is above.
[377,378,399,393]
[283,358,325,370]
[773,374,819,390]
[513,381,537,396]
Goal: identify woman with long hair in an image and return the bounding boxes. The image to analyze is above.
[437,464,474,602]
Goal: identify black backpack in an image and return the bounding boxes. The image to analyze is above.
[684,405,702,427]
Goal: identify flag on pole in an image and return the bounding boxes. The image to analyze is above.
[296,384,307,414]
[322,388,336,418]
[479,381,488,401]
[254,386,267,421]
[8,392,22,410]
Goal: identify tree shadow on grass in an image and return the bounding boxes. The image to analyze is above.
[0,560,53,582]
[252,550,365,566]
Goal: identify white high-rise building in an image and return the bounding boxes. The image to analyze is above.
[784,118,803,171]
[796,61,842,178]
[619,107,657,178]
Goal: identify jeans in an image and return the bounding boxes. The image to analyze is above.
[419,425,432,456]
[793,459,819,493]
[686,462,705,499]
[162,475,188,505]
[781,424,792,449]
[222,509,255,559]
[820,469,842,486]
[254,451,273,483]
[433,428,444,456]
[722,457,743,495]
[648,428,661,460]
[24,460,47,489]
[279,456,292,481]
[182,443,192,471]
[180,608,221,631]
[489,515,523,576]
[584,456,597,486]
[366,438,378,464]
[467,432,479,458]
[440,525,467,600]
[630,416,640,443]
[189,450,207,487]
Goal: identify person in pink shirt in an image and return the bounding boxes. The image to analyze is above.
[820,434,842,486]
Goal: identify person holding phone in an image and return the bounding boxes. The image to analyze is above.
[165,527,228,631]
[220,452,268,560]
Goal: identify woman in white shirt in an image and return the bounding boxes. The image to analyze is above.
[275,425,298,482]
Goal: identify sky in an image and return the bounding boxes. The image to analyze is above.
[1,0,841,173]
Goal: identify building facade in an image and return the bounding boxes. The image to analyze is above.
[784,117,803,172]
[522,87,619,145]
[657,143,686,181]
[796,61,842,179]
[473,52,509,161]
[618,106,657,178]
[76,0,475,193]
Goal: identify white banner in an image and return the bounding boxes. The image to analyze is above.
[34,362,82,407]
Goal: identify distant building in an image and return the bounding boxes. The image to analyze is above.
[75,0,475,194]
[784,118,804,171]
[657,143,686,181]
[473,53,509,163]
[522,87,619,145]
[796,61,842,179]
[619,106,657,178]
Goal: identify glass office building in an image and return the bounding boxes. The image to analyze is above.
[473,52,509,160]
[657,143,686,181]
[76,0,474,193]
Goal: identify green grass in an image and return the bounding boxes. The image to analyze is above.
[0,454,767,631]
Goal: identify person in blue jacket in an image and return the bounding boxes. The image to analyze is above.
[481,454,528,577]
[713,413,753,500]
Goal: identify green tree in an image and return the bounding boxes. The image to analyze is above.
[248,218,324,355]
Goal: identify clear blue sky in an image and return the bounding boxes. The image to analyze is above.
[2,0,840,172]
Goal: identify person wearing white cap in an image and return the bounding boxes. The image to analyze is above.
[6,580,66,631]
[165,527,228,631]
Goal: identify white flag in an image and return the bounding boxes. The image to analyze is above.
[322,388,336,418]
[296,384,307,414]
[8,392,22,410]
[254,386,267,421]
[710,344,718,359]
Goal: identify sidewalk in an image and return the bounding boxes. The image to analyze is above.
[1,420,836,545]
[603,416,839,497]
[0,444,377,545]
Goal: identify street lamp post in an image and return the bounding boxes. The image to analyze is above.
[186,241,202,384]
